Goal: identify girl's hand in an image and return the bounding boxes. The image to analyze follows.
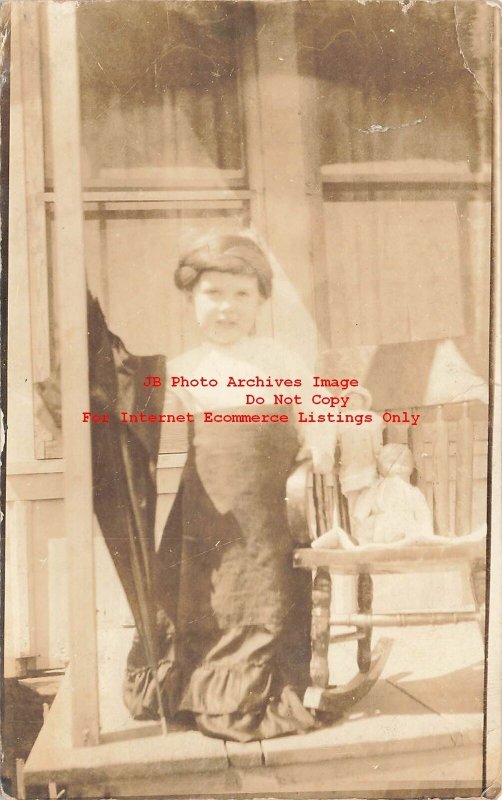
[311,447,334,475]
[295,444,334,474]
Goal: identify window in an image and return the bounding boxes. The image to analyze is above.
[294,2,492,409]
[37,2,258,457]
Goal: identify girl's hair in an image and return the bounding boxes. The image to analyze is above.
[174,233,273,298]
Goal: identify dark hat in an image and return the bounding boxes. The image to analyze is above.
[175,233,273,299]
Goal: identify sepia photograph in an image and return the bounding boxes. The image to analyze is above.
[1,0,501,797]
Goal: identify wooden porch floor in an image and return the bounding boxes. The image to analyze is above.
[24,622,484,797]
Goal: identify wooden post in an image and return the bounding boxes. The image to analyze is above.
[238,8,273,339]
[19,1,51,383]
[5,501,36,666]
[46,0,100,746]
[7,2,37,463]
[295,10,332,352]
[253,4,319,364]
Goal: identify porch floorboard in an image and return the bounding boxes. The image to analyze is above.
[24,623,483,795]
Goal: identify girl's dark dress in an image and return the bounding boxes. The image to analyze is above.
[124,407,315,742]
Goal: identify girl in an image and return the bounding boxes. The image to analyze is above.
[124,233,335,742]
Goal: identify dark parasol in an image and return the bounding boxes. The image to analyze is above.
[87,294,168,732]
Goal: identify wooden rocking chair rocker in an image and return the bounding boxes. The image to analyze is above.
[287,403,487,718]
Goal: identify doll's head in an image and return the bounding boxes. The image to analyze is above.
[174,233,273,346]
[345,386,373,410]
[377,443,415,480]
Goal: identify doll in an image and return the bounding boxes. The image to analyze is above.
[352,443,435,545]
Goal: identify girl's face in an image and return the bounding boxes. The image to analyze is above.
[190,269,264,346]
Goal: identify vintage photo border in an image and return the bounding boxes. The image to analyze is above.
[0,1,501,797]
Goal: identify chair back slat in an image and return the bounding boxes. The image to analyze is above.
[455,402,474,536]
[408,410,428,497]
[313,474,333,536]
[432,405,451,535]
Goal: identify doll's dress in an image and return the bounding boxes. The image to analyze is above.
[353,475,435,544]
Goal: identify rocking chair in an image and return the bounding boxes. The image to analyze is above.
[287,402,487,717]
